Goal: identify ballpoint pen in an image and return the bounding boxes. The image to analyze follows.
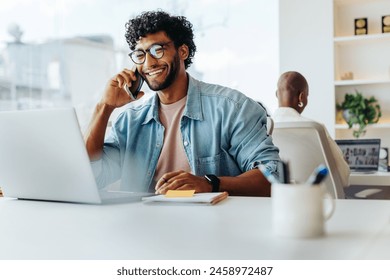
[305,164,329,185]
[258,164,281,184]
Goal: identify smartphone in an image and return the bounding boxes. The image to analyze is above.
[124,69,144,100]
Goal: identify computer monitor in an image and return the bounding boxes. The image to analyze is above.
[335,139,381,173]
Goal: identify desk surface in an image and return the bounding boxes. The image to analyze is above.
[0,197,389,260]
[350,171,390,186]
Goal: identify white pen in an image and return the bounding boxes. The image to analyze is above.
[259,164,281,184]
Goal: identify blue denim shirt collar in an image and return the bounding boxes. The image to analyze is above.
[141,95,159,125]
[142,74,204,125]
[183,75,203,121]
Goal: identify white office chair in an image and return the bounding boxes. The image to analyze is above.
[266,116,274,135]
[272,121,346,199]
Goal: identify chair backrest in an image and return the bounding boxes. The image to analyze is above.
[266,116,274,135]
[272,121,345,199]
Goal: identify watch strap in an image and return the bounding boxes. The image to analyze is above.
[205,174,220,192]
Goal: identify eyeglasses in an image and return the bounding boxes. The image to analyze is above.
[128,41,173,64]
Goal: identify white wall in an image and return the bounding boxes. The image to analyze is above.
[279,0,335,136]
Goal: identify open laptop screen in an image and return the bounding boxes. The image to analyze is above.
[335,139,381,172]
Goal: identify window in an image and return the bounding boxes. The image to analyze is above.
[0,0,278,125]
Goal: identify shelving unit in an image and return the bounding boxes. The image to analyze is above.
[333,0,390,148]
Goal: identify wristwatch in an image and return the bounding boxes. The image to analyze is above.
[204,174,220,192]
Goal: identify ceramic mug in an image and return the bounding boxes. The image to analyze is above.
[271,183,335,238]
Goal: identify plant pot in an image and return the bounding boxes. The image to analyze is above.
[342,109,366,138]
[342,109,354,123]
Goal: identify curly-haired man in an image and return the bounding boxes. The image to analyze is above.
[85,10,280,196]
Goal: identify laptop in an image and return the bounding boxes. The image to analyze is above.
[335,139,381,173]
[0,108,153,204]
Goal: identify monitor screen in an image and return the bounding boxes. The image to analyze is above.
[335,139,381,172]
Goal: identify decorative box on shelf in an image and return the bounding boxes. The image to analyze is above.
[355,17,368,35]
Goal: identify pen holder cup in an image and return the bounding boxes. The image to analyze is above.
[271,183,335,238]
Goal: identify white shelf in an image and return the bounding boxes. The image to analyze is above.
[334,79,390,86]
[334,33,390,45]
[334,0,384,5]
[335,123,390,129]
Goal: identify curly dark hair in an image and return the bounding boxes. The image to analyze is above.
[125,10,196,69]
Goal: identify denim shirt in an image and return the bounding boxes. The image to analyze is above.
[91,74,280,191]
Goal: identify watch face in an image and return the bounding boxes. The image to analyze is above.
[205,174,220,192]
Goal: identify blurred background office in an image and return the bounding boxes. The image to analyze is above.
[0,0,279,129]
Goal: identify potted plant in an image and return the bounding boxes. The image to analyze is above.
[336,89,382,138]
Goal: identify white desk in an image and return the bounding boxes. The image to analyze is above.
[348,172,390,199]
[0,197,389,260]
[350,172,390,186]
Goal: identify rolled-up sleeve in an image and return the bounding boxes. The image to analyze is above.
[228,98,281,173]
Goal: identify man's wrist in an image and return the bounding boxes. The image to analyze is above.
[97,102,116,114]
[204,174,220,192]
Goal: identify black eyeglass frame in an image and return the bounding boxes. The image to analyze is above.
[128,41,173,65]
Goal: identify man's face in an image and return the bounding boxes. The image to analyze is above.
[135,31,181,91]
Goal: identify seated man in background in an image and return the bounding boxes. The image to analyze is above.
[84,10,280,196]
[273,71,349,187]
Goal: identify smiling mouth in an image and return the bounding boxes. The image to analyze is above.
[146,68,164,77]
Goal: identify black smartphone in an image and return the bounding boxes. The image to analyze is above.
[124,69,144,100]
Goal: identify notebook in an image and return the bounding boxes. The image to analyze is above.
[335,139,381,173]
[142,192,229,205]
[0,108,152,204]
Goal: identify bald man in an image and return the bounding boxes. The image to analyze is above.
[276,71,308,114]
[273,71,350,189]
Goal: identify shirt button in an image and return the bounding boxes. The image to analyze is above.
[183,141,189,146]
[156,143,161,147]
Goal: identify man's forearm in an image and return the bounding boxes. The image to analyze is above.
[84,103,115,161]
[219,169,271,197]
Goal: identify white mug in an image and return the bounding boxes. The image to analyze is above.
[272,183,335,238]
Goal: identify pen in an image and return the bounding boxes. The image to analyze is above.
[278,160,290,183]
[210,192,229,205]
[305,164,328,185]
[278,161,285,183]
[259,164,281,184]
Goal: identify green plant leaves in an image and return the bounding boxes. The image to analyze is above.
[336,89,381,138]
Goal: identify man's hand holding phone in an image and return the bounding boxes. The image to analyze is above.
[101,67,145,108]
[124,69,144,100]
